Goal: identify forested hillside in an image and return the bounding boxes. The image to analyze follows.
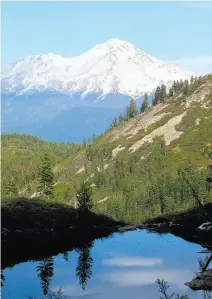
[1,134,81,197]
[2,74,212,224]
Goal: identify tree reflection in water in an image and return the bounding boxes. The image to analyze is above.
[1,270,5,287]
[63,251,69,262]
[36,257,54,296]
[35,241,94,296]
[76,241,94,290]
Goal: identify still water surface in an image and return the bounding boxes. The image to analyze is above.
[2,229,206,299]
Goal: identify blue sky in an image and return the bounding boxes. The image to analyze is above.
[2,1,212,73]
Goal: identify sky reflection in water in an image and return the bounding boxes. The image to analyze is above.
[2,229,205,299]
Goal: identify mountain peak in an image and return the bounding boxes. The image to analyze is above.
[105,38,132,47]
[1,39,194,97]
[105,37,125,44]
[93,38,138,53]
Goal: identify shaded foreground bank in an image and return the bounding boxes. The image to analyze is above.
[1,198,129,269]
[2,199,212,269]
[140,202,212,245]
[1,199,212,297]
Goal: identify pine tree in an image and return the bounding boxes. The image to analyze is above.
[172,81,176,94]
[87,137,91,145]
[183,80,189,95]
[92,134,96,143]
[176,80,180,93]
[76,181,93,211]
[140,93,148,113]
[154,86,161,105]
[160,84,167,103]
[110,116,118,129]
[37,154,54,199]
[190,75,194,84]
[112,117,118,127]
[152,96,157,106]
[168,87,173,97]
[119,113,125,124]
[83,137,87,148]
[127,99,138,118]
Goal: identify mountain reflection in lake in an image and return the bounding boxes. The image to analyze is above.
[1,229,211,299]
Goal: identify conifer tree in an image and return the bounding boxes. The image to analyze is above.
[76,181,93,211]
[176,80,180,93]
[172,81,176,94]
[37,154,54,199]
[168,87,173,97]
[127,99,138,118]
[160,84,167,103]
[83,137,87,148]
[92,134,96,143]
[190,75,194,84]
[119,113,125,124]
[113,117,118,127]
[183,80,189,95]
[154,86,161,105]
[140,93,148,113]
[87,137,91,145]
[152,96,157,106]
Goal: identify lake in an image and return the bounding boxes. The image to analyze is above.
[1,229,208,299]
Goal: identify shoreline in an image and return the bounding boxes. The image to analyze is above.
[2,199,212,271]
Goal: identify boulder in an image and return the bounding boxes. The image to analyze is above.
[185,269,212,290]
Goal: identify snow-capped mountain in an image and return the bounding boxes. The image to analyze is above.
[2,38,193,98]
[1,38,195,143]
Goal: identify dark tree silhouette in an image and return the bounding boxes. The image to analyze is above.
[1,270,5,287]
[76,242,94,290]
[37,257,54,296]
[156,279,189,299]
[199,254,212,272]
[63,251,69,262]
[76,181,93,212]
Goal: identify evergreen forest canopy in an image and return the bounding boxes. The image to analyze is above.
[1,74,212,224]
